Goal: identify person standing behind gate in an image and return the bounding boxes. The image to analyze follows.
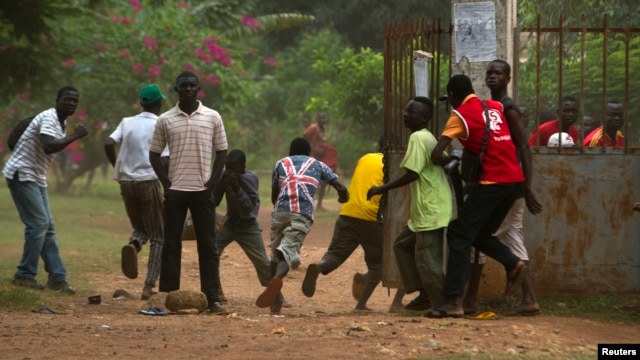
[256,137,349,315]
[429,74,527,318]
[367,97,454,313]
[583,101,625,147]
[463,60,543,317]
[4,85,88,293]
[528,96,580,146]
[105,84,167,300]
[149,71,228,314]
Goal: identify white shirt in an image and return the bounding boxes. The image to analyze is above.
[2,108,64,187]
[109,112,169,181]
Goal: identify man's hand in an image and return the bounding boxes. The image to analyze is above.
[223,171,240,192]
[72,124,89,139]
[367,186,383,201]
[338,190,349,204]
[524,188,543,215]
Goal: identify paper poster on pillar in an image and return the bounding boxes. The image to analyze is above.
[454,1,497,63]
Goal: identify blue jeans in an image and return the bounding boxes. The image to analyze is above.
[6,173,67,283]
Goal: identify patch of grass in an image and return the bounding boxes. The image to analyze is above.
[0,177,127,309]
[0,287,42,311]
[474,294,640,325]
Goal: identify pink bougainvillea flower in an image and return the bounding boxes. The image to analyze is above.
[119,48,131,58]
[240,16,262,30]
[158,56,166,65]
[197,90,206,99]
[177,2,190,9]
[263,55,278,67]
[121,17,134,25]
[130,0,143,11]
[148,64,161,78]
[112,15,120,24]
[184,63,195,71]
[133,63,145,73]
[201,37,233,67]
[246,46,257,55]
[96,43,107,53]
[143,36,157,51]
[204,74,220,86]
[62,59,76,68]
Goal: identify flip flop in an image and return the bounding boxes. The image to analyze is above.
[32,307,65,314]
[404,299,431,311]
[255,277,283,308]
[506,306,541,317]
[139,306,167,316]
[424,307,464,319]
[466,311,500,320]
[505,262,527,296]
[302,263,320,297]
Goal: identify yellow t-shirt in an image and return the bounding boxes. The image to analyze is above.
[340,153,383,221]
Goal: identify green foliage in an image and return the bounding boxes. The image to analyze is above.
[306,47,385,175]
[0,0,312,189]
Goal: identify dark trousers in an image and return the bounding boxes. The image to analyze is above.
[159,189,220,304]
[444,183,522,298]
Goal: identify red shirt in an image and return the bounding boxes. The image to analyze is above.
[454,96,524,184]
[528,120,579,146]
[583,126,625,147]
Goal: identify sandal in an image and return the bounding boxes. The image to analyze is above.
[404,298,431,311]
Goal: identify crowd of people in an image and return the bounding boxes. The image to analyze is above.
[4,62,635,317]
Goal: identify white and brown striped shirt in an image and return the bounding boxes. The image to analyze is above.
[150,101,227,191]
[3,108,65,187]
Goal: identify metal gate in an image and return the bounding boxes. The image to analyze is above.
[382,15,640,294]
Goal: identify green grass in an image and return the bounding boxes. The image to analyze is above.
[0,177,128,310]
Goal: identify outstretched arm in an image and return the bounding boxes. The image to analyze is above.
[40,125,88,155]
[329,178,349,203]
[366,170,418,200]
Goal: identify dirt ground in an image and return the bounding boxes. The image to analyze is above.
[1,202,638,360]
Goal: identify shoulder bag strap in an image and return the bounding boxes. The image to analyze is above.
[479,100,491,160]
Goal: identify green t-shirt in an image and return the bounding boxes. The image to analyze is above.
[400,128,453,232]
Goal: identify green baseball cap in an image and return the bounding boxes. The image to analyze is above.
[139,84,166,105]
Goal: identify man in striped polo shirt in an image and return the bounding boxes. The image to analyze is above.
[149,71,228,314]
[4,86,88,294]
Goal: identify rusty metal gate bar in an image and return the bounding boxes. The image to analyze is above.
[383,19,452,152]
[381,19,452,288]
[383,15,640,294]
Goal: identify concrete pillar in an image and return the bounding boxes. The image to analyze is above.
[450,0,518,297]
[451,0,517,97]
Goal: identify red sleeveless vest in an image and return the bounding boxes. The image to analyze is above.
[454,96,524,184]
